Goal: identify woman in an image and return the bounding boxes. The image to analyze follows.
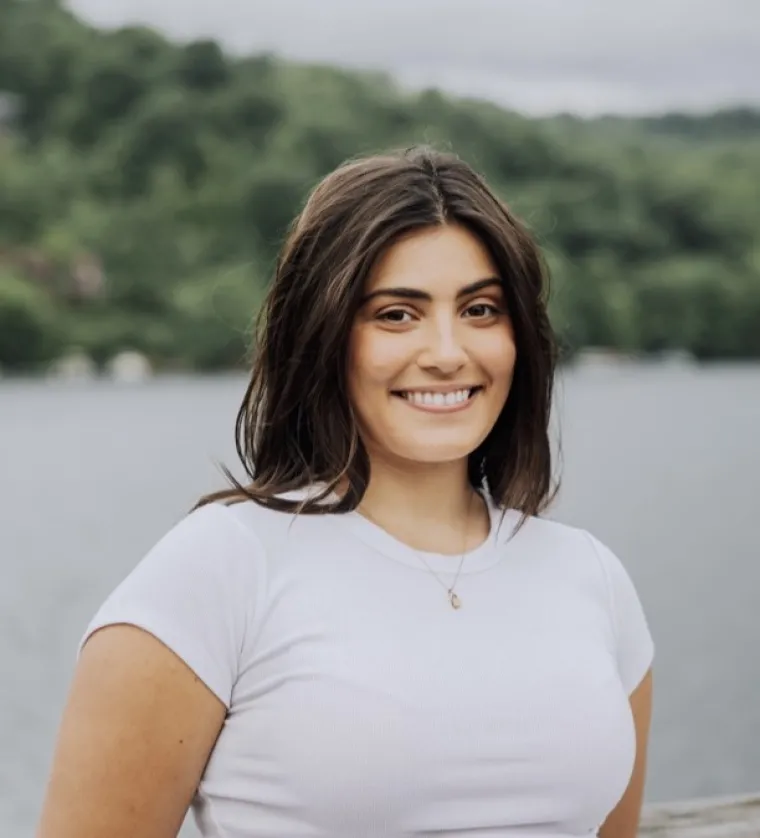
[37,147,654,838]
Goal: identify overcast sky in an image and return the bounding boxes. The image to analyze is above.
[68,0,760,115]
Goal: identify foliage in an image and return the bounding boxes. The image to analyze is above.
[0,270,66,369]
[0,0,758,370]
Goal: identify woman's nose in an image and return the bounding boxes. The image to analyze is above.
[417,320,468,375]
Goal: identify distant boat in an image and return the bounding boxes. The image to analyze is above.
[48,351,97,381]
[105,351,153,383]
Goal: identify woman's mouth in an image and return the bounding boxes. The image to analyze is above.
[391,387,482,412]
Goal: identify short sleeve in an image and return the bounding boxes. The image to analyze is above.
[78,503,262,708]
[586,532,655,695]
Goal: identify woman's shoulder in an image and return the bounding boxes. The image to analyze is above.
[493,507,632,588]
[180,486,324,546]
[153,500,268,572]
[506,512,651,624]
[78,501,276,708]
[492,506,593,554]
[218,488,334,552]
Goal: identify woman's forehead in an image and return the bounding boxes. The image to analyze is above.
[364,225,498,296]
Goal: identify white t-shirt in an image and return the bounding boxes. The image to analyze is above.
[80,494,654,838]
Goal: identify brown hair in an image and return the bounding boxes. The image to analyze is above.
[197,146,559,518]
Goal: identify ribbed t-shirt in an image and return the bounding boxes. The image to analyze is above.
[80,494,654,838]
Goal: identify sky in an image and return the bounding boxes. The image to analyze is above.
[67,0,760,116]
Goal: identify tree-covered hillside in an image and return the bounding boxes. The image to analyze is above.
[1,0,758,370]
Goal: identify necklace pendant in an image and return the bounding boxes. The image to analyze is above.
[448,590,462,610]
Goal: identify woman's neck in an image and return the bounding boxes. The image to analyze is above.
[355,457,490,554]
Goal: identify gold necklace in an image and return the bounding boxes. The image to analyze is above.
[359,494,475,610]
[412,546,467,609]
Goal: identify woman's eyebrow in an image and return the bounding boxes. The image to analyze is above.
[362,276,502,303]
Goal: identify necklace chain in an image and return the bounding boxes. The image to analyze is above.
[410,548,467,609]
[359,494,477,610]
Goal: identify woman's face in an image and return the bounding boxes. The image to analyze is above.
[348,223,516,470]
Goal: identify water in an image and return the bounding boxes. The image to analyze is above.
[2,365,759,835]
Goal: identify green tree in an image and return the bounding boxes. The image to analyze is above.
[0,271,65,369]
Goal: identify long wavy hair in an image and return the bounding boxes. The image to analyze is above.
[196,146,559,517]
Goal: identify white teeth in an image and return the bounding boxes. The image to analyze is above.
[402,389,474,406]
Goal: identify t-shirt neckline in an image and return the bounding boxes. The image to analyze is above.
[337,492,516,574]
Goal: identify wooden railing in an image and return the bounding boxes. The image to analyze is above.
[639,792,760,836]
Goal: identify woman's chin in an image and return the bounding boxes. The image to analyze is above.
[391,441,480,468]
[363,425,490,470]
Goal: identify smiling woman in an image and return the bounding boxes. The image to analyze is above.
[37,147,654,838]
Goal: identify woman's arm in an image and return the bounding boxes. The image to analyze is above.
[599,669,654,838]
[36,623,227,838]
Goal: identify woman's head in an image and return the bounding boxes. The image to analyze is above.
[207,147,558,516]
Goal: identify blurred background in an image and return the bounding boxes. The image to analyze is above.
[1,0,759,835]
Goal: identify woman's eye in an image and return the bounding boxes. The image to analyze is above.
[465,303,500,318]
[378,309,413,324]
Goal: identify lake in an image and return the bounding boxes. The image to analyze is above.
[2,364,759,835]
